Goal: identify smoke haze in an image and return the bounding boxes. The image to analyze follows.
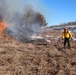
[0,0,46,42]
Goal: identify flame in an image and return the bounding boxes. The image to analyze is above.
[0,20,6,33]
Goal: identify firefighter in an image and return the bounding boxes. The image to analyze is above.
[62,27,72,49]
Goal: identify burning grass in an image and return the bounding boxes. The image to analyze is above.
[0,20,6,33]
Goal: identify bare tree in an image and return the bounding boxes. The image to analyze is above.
[34,12,46,26]
[5,5,47,42]
[22,5,46,27]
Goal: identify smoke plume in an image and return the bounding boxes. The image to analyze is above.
[0,0,8,20]
[0,0,46,42]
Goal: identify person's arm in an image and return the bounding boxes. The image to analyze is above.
[68,31,72,38]
[62,32,65,39]
[62,32,64,43]
[70,32,72,38]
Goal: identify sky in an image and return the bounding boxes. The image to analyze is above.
[6,0,76,26]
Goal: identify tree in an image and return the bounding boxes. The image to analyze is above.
[34,12,46,26]
[5,5,47,42]
[22,5,47,27]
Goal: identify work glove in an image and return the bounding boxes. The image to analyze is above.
[70,38,73,41]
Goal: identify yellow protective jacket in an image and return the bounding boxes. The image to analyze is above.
[62,31,72,39]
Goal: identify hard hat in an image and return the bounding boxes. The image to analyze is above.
[64,27,68,30]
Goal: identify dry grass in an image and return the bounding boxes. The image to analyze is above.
[0,30,76,75]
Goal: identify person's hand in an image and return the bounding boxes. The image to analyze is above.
[70,38,73,41]
[62,39,64,43]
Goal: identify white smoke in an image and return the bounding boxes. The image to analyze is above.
[0,0,8,20]
[0,0,46,42]
[5,5,46,42]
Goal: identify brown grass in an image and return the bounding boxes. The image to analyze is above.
[0,30,76,75]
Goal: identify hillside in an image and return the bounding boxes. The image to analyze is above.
[0,29,76,75]
[49,21,76,31]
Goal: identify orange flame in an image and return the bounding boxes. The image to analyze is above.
[0,20,6,33]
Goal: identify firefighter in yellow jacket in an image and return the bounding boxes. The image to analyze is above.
[62,27,72,49]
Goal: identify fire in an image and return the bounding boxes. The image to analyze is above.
[0,20,6,33]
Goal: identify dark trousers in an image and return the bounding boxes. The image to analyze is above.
[64,38,71,49]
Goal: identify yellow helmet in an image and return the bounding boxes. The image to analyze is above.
[64,27,68,30]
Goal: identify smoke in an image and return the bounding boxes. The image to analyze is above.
[0,0,8,20]
[0,0,46,42]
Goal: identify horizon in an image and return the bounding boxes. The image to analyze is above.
[6,0,76,26]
